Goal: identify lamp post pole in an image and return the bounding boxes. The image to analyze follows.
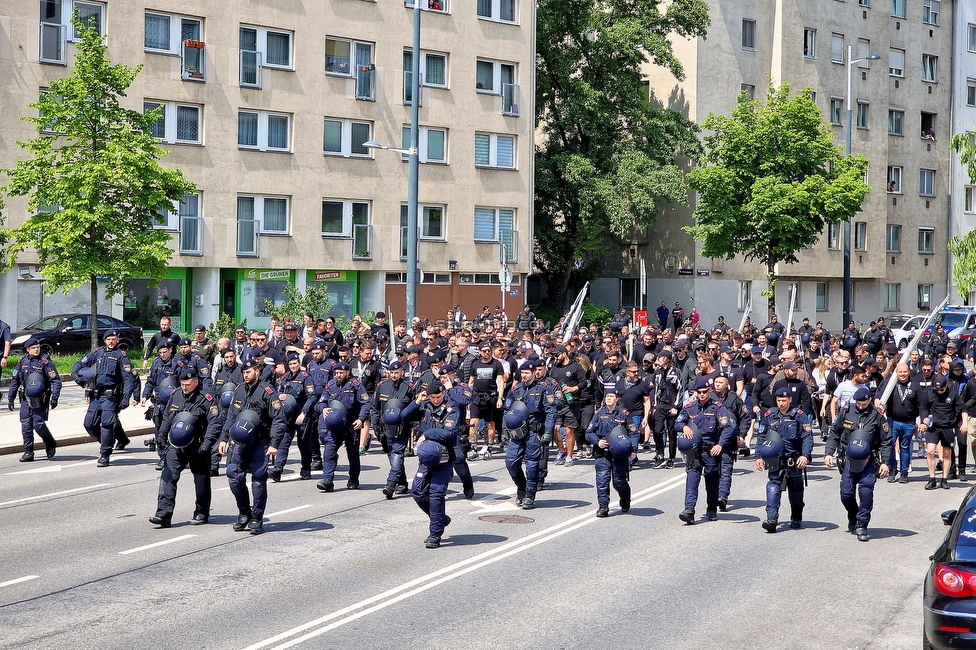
[405,3,421,322]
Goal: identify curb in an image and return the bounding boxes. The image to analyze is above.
[0,425,156,456]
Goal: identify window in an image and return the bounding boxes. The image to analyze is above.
[474,132,516,169]
[888,48,904,77]
[918,228,934,254]
[400,204,445,241]
[919,169,935,197]
[738,281,752,310]
[401,126,447,163]
[887,166,902,193]
[829,97,843,126]
[970,25,976,53]
[238,195,288,236]
[40,1,105,64]
[856,101,869,129]
[891,0,905,17]
[966,186,976,213]
[477,0,517,23]
[922,54,937,83]
[854,221,867,251]
[816,283,828,311]
[321,199,370,240]
[238,111,291,152]
[144,11,204,72]
[918,284,933,310]
[239,25,293,87]
[968,79,976,107]
[324,38,374,99]
[422,273,452,285]
[888,109,904,135]
[804,28,816,58]
[857,39,870,69]
[859,0,870,6]
[831,34,844,63]
[741,19,756,50]
[886,225,902,252]
[323,118,372,158]
[923,0,939,25]
[740,84,755,100]
[179,194,202,255]
[473,207,515,244]
[144,101,202,144]
[883,284,900,311]
[403,49,448,89]
[405,0,449,12]
[827,223,840,250]
[476,59,516,94]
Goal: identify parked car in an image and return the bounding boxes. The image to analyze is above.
[924,485,976,649]
[9,314,144,356]
[887,314,926,350]
[922,307,976,348]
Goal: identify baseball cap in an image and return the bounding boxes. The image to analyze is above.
[194,324,206,332]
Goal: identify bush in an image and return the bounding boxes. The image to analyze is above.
[580,301,613,329]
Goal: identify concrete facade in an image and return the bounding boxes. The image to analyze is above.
[0,0,534,332]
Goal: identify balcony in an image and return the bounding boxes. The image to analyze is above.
[182,40,206,82]
[502,83,520,116]
[240,50,263,89]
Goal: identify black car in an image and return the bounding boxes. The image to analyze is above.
[9,314,144,356]
[924,485,976,649]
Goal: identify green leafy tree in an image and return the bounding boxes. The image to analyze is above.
[534,0,709,308]
[684,83,870,318]
[0,20,195,350]
[263,283,335,326]
[949,131,976,299]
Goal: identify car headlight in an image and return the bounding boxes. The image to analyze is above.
[11,334,29,345]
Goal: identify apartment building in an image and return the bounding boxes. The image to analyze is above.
[0,0,534,333]
[594,0,951,330]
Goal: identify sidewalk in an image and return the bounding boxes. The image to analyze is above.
[0,402,155,455]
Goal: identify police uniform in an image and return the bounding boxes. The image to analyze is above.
[143,343,181,468]
[210,358,243,475]
[676,377,736,523]
[503,361,558,510]
[175,339,213,392]
[756,388,814,532]
[73,331,135,467]
[584,390,637,517]
[370,361,415,495]
[712,382,751,510]
[149,368,221,527]
[825,386,892,541]
[8,338,61,461]
[535,366,562,485]
[271,358,317,480]
[218,358,287,535]
[315,363,370,491]
[442,368,476,496]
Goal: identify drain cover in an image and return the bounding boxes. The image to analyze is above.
[478,514,534,524]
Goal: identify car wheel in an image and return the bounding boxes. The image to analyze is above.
[40,344,54,357]
[898,339,907,351]
[118,341,130,352]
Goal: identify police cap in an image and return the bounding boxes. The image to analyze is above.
[693,377,710,391]
[853,386,871,401]
[774,386,790,398]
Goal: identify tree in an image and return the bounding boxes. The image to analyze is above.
[263,283,335,328]
[683,83,870,319]
[949,130,976,299]
[0,20,195,350]
[534,0,710,308]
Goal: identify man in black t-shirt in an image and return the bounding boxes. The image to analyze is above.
[552,346,584,467]
[467,342,505,458]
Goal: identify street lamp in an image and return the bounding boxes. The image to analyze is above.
[843,46,881,330]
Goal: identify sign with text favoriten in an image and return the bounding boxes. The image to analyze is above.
[314,272,341,281]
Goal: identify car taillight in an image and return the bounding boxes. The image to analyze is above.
[935,564,976,597]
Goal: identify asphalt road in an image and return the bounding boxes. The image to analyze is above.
[0,437,961,650]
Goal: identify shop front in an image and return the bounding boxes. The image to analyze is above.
[306,270,359,323]
[220,268,295,333]
[123,268,191,333]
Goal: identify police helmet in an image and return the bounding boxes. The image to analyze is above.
[229,409,262,444]
[503,401,529,430]
[168,412,197,448]
[382,398,405,426]
[280,394,299,420]
[219,382,237,409]
[324,400,348,433]
[416,437,448,467]
[24,372,47,398]
[846,430,873,472]
[74,367,95,387]
[608,425,634,460]
[758,428,785,471]
[156,380,179,407]
[676,426,702,454]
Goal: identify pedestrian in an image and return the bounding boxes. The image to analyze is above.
[466,341,506,458]
[755,386,813,533]
[149,367,221,527]
[655,301,670,330]
[142,340,180,470]
[371,360,414,498]
[824,386,892,541]
[502,360,557,510]
[315,361,370,492]
[8,337,61,461]
[876,363,919,484]
[270,352,316,482]
[141,316,182,370]
[585,386,636,517]
[191,324,217,366]
[676,376,735,524]
[73,330,135,467]
[918,375,961,490]
[217,357,287,535]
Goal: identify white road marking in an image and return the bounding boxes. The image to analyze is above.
[245,473,686,650]
[264,505,312,520]
[279,474,305,482]
[119,535,196,555]
[0,575,39,588]
[473,486,517,504]
[0,483,113,507]
[3,461,90,476]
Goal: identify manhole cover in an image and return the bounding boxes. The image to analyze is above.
[478,515,534,524]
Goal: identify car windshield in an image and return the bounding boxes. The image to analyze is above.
[25,316,64,331]
[887,316,912,329]
[939,313,969,329]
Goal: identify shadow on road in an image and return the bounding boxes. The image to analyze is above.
[793,520,841,531]
[534,498,592,510]
[726,499,766,511]
[276,521,335,533]
[716,512,762,524]
[443,533,508,547]
[864,526,916,539]
[624,507,663,518]
[536,482,593,491]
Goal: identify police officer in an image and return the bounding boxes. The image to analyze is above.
[371,360,414,498]
[676,376,736,524]
[8,337,61,461]
[217,357,287,535]
[270,352,316,481]
[711,373,751,512]
[755,386,814,533]
[142,340,180,470]
[585,386,637,517]
[149,367,221,527]
[438,363,477,496]
[503,360,557,510]
[175,337,213,392]
[315,361,370,492]
[209,348,243,476]
[74,330,134,467]
[824,385,892,541]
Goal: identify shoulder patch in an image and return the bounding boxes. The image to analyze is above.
[272,399,282,411]
[265,386,274,395]
[210,405,219,416]
[49,370,58,379]
[204,393,213,401]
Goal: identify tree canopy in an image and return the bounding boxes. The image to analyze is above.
[534,0,710,307]
[684,83,870,316]
[949,130,976,299]
[0,20,195,348]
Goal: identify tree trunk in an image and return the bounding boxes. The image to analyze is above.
[766,263,777,324]
[90,274,99,351]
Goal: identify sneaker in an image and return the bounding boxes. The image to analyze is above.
[554,452,567,465]
[761,519,778,533]
[856,527,870,542]
[790,520,802,530]
[97,456,110,468]
[665,460,674,469]
[899,472,909,484]
[467,450,479,462]
[564,457,575,468]
[310,460,323,471]
[382,486,395,500]
[583,447,593,459]
[515,490,525,507]
[652,454,664,466]
[942,479,951,490]
[678,508,695,524]
[886,473,898,483]
[596,508,609,518]
[19,452,34,463]
[316,480,334,493]
[704,510,718,522]
[925,478,939,490]
[395,485,409,495]
[655,457,669,469]
[424,535,441,549]
[620,497,631,513]
[463,486,475,500]
[521,498,535,510]
[962,471,970,483]
[717,498,728,512]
